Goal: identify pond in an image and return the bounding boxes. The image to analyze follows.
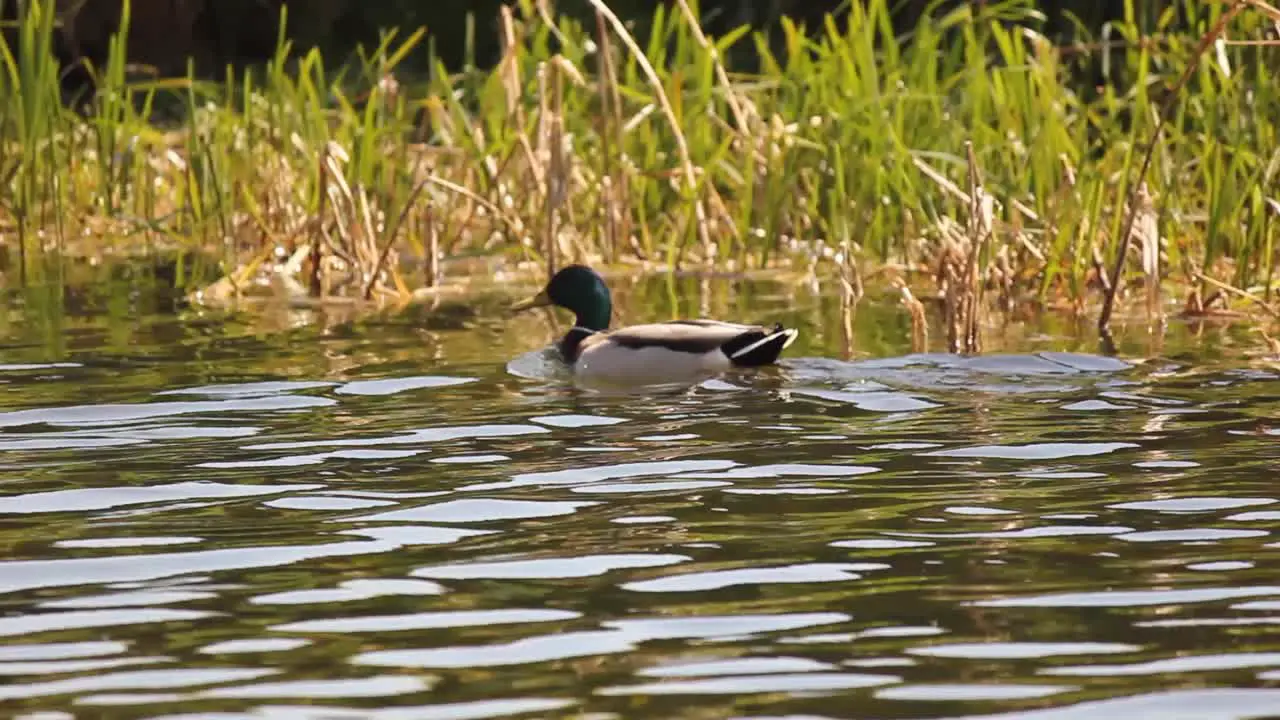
[0,273,1277,719]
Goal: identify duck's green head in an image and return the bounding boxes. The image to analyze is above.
[510,264,612,330]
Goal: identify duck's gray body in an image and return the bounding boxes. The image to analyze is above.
[562,320,799,386]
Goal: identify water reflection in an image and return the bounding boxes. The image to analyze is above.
[0,277,1277,718]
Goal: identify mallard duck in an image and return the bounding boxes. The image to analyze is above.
[510,265,799,386]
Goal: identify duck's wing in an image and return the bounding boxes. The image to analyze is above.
[570,320,799,385]
[600,320,768,355]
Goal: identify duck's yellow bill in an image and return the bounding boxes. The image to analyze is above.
[510,290,551,313]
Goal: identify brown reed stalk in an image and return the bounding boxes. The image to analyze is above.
[425,208,439,287]
[1099,0,1250,339]
[895,279,929,353]
[837,244,863,359]
[544,59,565,277]
[584,0,712,263]
[1132,182,1162,322]
[963,141,993,354]
[595,9,625,263]
[671,0,752,135]
[309,144,331,297]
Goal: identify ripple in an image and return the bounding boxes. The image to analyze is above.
[465,459,737,491]
[597,672,901,695]
[529,413,628,427]
[0,539,394,594]
[944,506,1017,516]
[1017,471,1108,480]
[907,642,1140,659]
[506,347,572,381]
[612,515,676,524]
[38,589,215,609]
[638,433,700,441]
[779,633,858,644]
[334,375,477,395]
[1044,652,1280,676]
[250,579,445,605]
[156,381,335,397]
[0,362,82,371]
[724,487,846,496]
[0,641,130,661]
[573,480,732,494]
[887,525,1133,540]
[199,448,424,469]
[1115,529,1268,543]
[103,424,264,440]
[875,683,1074,701]
[1110,497,1275,513]
[340,525,495,546]
[55,536,202,549]
[0,436,147,450]
[831,539,936,550]
[272,608,579,633]
[430,454,511,464]
[265,495,398,510]
[198,675,431,699]
[1031,352,1132,373]
[0,667,274,701]
[791,388,942,412]
[935,689,1280,719]
[866,442,944,450]
[674,463,880,479]
[1135,617,1280,629]
[1188,561,1255,571]
[606,613,851,640]
[0,608,214,637]
[621,563,871,593]
[0,481,322,514]
[354,499,598,524]
[246,698,581,719]
[413,553,689,580]
[1230,600,1280,610]
[640,657,838,677]
[244,423,549,451]
[1227,510,1280,521]
[972,586,1280,608]
[0,656,165,675]
[0,395,334,428]
[354,629,638,668]
[1134,460,1202,468]
[855,626,947,639]
[1062,400,1132,411]
[924,442,1138,460]
[199,638,311,654]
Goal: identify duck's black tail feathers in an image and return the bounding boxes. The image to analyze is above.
[724,323,800,367]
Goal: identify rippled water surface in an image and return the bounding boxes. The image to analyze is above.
[1,276,1279,719]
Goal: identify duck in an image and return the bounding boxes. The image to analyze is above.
[510,264,799,386]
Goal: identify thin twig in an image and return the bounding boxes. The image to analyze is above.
[419,175,519,233]
[364,172,429,300]
[1193,272,1280,318]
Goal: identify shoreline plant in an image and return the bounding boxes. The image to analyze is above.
[1,0,1277,352]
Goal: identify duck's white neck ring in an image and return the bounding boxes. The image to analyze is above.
[570,326,599,335]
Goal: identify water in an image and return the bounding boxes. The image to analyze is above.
[0,275,1278,719]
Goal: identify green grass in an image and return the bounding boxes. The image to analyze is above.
[1,0,1278,338]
